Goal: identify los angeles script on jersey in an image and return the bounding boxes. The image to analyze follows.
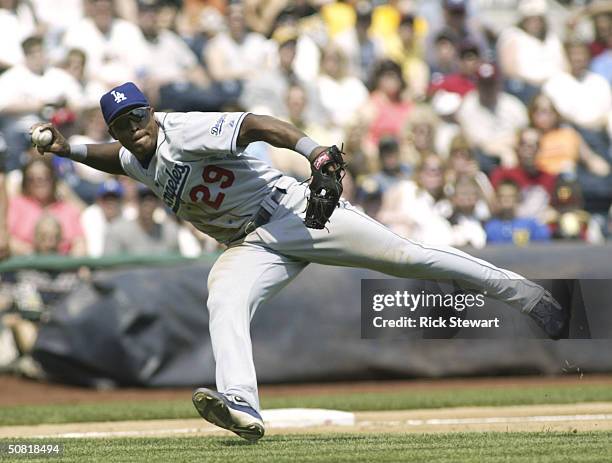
[162,163,191,213]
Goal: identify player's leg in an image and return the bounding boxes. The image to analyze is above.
[255,194,543,312]
[205,242,307,411]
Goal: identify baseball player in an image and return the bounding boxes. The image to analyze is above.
[31,82,567,441]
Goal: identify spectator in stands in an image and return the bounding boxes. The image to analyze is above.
[343,117,374,177]
[320,0,355,39]
[205,2,274,92]
[490,127,556,221]
[547,173,604,244]
[443,175,487,248]
[65,105,113,193]
[62,0,144,87]
[27,0,82,41]
[0,0,38,72]
[362,136,412,195]
[445,134,494,211]
[384,12,429,101]
[62,48,107,108]
[497,0,567,102]
[0,135,8,260]
[284,84,330,141]
[81,178,124,257]
[590,30,612,84]
[243,31,300,115]
[428,39,480,98]
[334,2,384,84]
[183,6,225,68]
[362,59,412,150]
[243,0,289,37]
[485,180,550,245]
[379,153,488,247]
[8,158,86,256]
[428,29,459,78]
[48,106,113,204]
[425,0,489,67]
[268,7,326,84]
[135,0,233,112]
[378,154,456,245]
[316,45,368,130]
[565,1,612,84]
[529,93,610,177]
[32,214,62,255]
[430,90,462,158]
[400,104,439,166]
[354,176,384,220]
[242,29,321,120]
[103,186,180,255]
[456,62,529,173]
[572,0,612,59]
[543,40,611,133]
[266,84,333,180]
[0,35,82,171]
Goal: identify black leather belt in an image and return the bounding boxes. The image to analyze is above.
[228,188,286,244]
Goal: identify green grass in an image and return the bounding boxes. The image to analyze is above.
[2,383,612,427]
[1,432,611,463]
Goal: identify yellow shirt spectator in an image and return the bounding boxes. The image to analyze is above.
[321,1,356,38]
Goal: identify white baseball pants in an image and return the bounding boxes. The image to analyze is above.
[206,181,544,411]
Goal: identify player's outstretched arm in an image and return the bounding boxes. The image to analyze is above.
[29,123,126,175]
[238,114,346,230]
[237,114,325,162]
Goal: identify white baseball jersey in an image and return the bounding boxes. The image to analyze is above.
[119,111,289,244]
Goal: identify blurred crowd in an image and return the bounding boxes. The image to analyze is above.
[1,0,612,260]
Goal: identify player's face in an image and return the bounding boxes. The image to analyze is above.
[109,106,158,158]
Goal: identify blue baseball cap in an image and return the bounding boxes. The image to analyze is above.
[97,179,124,198]
[99,82,149,126]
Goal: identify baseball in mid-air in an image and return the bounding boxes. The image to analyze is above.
[31,126,54,147]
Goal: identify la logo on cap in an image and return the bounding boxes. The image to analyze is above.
[111,90,127,104]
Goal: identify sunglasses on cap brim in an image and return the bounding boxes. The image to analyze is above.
[109,106,151,132]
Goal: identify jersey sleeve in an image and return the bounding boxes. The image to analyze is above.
[181,112,249,157]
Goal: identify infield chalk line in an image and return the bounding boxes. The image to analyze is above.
[30,413,612,439]
[359,414,612,427]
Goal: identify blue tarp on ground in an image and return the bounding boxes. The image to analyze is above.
[29,243,612,387]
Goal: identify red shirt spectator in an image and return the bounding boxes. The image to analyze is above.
[429,73,475,97]
[428,40,480,97]
[366,92,412,147]
[490,127,557,221]
[8,158,85,256]
[490,166,556,196]
[364,60,412,148]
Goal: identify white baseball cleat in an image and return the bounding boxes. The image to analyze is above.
[192,388,265,441]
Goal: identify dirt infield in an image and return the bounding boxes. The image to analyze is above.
[3,375,612,440]
[2,374,612,407]
[2,403,612,439]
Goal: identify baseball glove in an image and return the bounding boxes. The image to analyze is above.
[304,145,346,229]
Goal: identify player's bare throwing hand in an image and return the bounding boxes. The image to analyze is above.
[31,82,568,442]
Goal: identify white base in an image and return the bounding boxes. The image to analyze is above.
[261,408,355,428]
